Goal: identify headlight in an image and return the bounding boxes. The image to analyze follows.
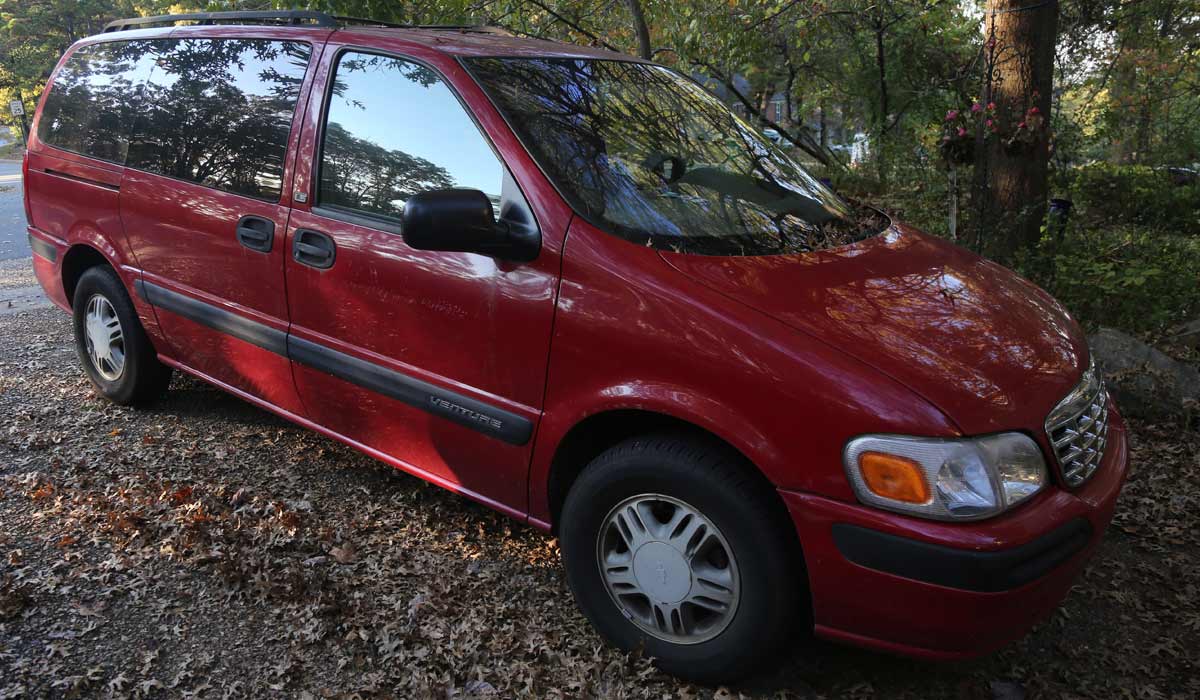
[843,433,1048,521]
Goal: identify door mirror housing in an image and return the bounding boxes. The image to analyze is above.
[401,188,539,262]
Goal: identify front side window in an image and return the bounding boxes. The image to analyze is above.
[317,51,503,223]
[37,41,160,163]
[126,39,311,200]
[466,58,887,256]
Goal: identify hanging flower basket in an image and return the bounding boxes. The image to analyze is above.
[1001,107,1046,156]
[940,134,975,165]
[938,103,995,166]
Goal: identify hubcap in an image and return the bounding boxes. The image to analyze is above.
[83,294,125,381]
[596,494,740,644]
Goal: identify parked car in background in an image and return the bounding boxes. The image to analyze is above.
[1165,166,1198,186]
[24,10,1127,683]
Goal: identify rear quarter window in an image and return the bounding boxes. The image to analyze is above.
[37,41,159,163]
[37,38,311,202]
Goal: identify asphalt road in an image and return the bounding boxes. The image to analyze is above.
[0,161,27,260]
[0,159,50,315]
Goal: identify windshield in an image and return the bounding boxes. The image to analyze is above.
[465,57,887,256]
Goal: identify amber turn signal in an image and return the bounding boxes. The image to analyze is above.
[858,452,931,504]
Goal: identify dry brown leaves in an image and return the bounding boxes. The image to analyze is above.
[1,294,1198,698]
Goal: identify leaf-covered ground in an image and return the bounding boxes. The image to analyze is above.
[1,261,1197,699]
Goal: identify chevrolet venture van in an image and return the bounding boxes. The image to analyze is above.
[24,10,1127,682]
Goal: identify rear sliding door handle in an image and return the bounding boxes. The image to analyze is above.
[236,215,275,253]
[293,229,336,269]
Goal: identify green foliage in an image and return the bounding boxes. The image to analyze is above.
[828,159,976,243]
[1057,163,1200,235]
[1018,162,1200,332]
[0,0,153,136]
[1016,222,1200,333]
[0,0,1195,337]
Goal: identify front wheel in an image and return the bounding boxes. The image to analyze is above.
[560,433,804,683]
[72,266,171,405]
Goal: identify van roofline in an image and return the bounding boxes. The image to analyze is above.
[95,13,644,63]
[103,10,514,38]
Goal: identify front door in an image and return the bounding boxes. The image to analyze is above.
[283,47,561,513]
[119,32,322,413]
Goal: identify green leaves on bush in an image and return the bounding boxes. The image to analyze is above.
[1018,223,1200,333]
[1058,163,1200,235]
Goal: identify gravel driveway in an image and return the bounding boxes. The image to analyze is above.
[1,258,1197,699]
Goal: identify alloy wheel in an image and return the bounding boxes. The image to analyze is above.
[83,293,125,381]
[596,493,740,644]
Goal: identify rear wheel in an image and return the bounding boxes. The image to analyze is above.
[72,266,171,405]
[561,433,803,684]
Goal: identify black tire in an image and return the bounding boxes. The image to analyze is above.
[561,433,804,684]
[72,266,171,405]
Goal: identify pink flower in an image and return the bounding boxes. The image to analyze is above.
[971,102,982,113]
[945,110,959,121]
[986,119,993,127]
[1028,106,1040,115]
[956,126,967,137]
[1018,121,1027,129]
[987,102,996,111]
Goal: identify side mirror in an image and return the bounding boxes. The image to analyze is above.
[401,188,538,262]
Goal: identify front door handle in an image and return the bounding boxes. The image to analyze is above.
[236,215,275,253]
[293,229,335,269]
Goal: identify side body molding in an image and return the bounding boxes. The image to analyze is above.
[134,279,532,445]
[134,280,287,355]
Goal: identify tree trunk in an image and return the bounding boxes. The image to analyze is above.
[819,101,828,149]
[972,0,1059,261]
[1108,14,1146,164]
[1110,52,1139,163]
[873,10,889,187]
[783,65,797,125]
[623,0,652,60]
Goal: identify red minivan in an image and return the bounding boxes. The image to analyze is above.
[23,10,1127,682]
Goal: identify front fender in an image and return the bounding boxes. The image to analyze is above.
[527,380,782,525]
[527,217,958,526]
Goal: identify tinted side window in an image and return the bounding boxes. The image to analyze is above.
[127,39,311,201]
[318,52,502,222]
[37,41,159,163]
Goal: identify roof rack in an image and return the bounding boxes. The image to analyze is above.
[104,10,396,33]
[102,10,510,35]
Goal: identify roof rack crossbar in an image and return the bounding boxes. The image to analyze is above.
[103,10,515,36]
[330,15,409,29]
[103,10,338,33]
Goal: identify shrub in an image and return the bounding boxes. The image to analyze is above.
[831,161,1199,334]
[1017,222,1200,333]
[1057,163,1200,235]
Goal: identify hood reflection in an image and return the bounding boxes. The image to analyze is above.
[661,225,1086,434]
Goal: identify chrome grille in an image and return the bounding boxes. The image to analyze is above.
[1045,362,1109,487]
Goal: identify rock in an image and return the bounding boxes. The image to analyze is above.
[1172,317,1200,349]
[1089,327,1200,419]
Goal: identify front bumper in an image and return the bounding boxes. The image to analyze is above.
[782,402,1129,659]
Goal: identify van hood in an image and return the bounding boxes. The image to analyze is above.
[659,225,1087,435]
